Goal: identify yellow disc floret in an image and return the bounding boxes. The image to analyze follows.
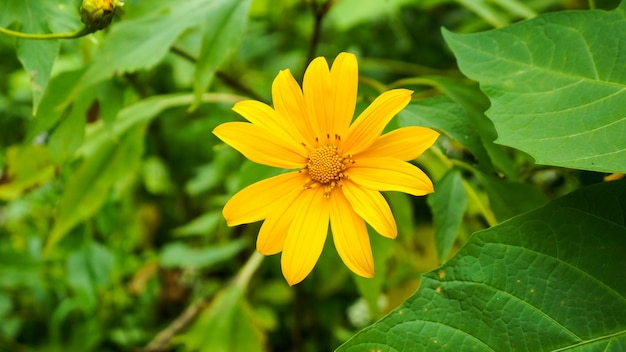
[305,144,349,197]
[307,145,345,184]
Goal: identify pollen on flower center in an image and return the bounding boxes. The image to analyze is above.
[307,145,345,184]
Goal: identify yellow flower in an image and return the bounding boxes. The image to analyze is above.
[213,52,438,286]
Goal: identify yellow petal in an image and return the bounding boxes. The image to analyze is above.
[330,189,374,277]
[232,100,304,147]
[341,180,397,239]
[348,157,434,196]
[329,52,358,138]
[223,172,306,226]
[303,56,332,142]
[355,126,439,161]
[213,122,306,169]
[272,69,316,144]
[281,187,330,286]
[256,189,303,255]
[344,89,413,155]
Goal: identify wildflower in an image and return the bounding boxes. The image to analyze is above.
[213,52,438,286]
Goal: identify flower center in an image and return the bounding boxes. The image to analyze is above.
[307,145,345,184]
[302,142,354,198]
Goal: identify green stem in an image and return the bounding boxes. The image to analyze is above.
[588,0,596,10]
[461,178,498,227]
[0,25,93,40]
[430,147,499,227]
[233,251,265,289]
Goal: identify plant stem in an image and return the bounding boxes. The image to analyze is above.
[303,0,334,72]
[0,25,93,40]
[588,0,596,10]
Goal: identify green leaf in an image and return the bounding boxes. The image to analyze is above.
[78,0,237,90]
[48,91,92,164]
[478,172,548,222]
[27,68,85,141]
[337,180,626,351]
[399,96,493,171]
[328,0,414,30]
[66,242,115,310]
[0,1,80,115]
[177,285,265,352]
[442,6,626,173]
[172,211,223,237]
[427,169,467,262]
[0,145,55,201]
[192,0,252,109]
[141,156,174,195]
[418,77,519,178]
[79,93,241,156]
[159,240,247,269]
[3,0,61,115]
[46,127,145,251]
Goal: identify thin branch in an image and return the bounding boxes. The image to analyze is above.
[138,251,265,352]
[139,297,210,352]
[0,25,93,40]
[169,46,267,104]
[303,0,334,70]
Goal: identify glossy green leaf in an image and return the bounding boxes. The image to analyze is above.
[442,6,626,173]
[338,179,626,351]
[427,169,467,262]
[192,0,252,109]
[46,127,145,251]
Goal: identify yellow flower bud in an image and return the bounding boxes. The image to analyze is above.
[80,0,124,30]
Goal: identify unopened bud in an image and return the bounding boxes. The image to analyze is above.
[80,0,124,30]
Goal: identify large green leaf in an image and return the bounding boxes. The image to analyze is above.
[442,5,626,173]
[337,180,626,351]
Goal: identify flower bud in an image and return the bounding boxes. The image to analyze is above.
[80,0,124,30]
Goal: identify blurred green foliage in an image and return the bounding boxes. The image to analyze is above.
[0,0,624,351]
